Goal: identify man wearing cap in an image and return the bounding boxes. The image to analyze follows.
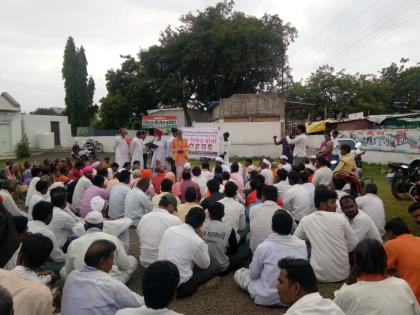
[172,129,189,176]
[213,157,230,173]
[63,211,138,284]
[151,129,168,172]
[114,128,131,170]
[72,165,94,211]
[280,155,292,173]
[260,159,273,185]
[130,130,147,169]
[137,194,182,267]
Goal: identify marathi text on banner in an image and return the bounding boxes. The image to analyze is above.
[181,127,221,158]
[142,116,177,129]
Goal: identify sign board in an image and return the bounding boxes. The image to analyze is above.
[142,116,177,129]
[348,112,364,120]
[181,127,220,158]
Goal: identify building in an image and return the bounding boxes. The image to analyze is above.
[0,92,22,156]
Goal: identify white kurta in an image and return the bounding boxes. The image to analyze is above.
[114,136,130,169]
[151,138,168,170]
[343,210,382,243]
[355,193,386,236]
[117,306,183,315]
[130,137,145,168]
[286,292,345,315]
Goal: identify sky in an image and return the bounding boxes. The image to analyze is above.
[1,0,419,112]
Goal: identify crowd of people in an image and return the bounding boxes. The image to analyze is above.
[0,125,419,315]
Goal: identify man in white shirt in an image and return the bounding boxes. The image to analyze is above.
[286,124,307,166]
[312,157,333,188]
[130,130,146,169]
[235,210,307,306]
[218,181,246,242]
[280,155,292,173]
[277,258,345,315]
[355,183,386,236]
[49,187,77,249]
[331,130,340,165]
[116,260,183,315]
[201,160,213,182]
[274,168,291,200]
[283,171,312,223]
[62,239,143,315]
[340,195,382,243]
[220,132,230,164]
[28,180,50,219]
[63,211,138,284]
[191,166,208,197]
[28,201,66,263]
[72,166,94,210]
[109,170,131,219]
[114,128,131,170]
[0,180,27,217]
[24,167,42,208]
[137,194,182,267]
[124,178,153,226]
[260,159,273,185]
[158,207,214,298]
[299,171,315,212]
[294,188,358,282]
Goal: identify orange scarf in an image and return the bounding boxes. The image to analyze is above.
[172,138,188,161]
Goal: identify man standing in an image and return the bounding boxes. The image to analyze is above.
[273,136,294,165]
[130,130,146,169]
[166,128,178,174]
[114,128,131,169]
[331,130,340,163]
[172,129,189,176]
[220,132,230,164]
[151,129,168,171]
[286,124,307,166]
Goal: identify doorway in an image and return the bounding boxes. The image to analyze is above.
[50,121,61,146]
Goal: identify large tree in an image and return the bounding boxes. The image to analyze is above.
[62,37,97,132]
[99,1,297,127]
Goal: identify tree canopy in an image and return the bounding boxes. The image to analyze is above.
[30,107,63,115]
[99,1,297,128]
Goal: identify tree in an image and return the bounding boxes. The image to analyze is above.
[31,107,63,115]
[99,1,297,127]
[62,37,97,132]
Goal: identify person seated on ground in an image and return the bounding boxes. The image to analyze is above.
[28,179,50,219]
[124,178,153,226]
[243,158,257,183]
[108,170,131,220]
[4,215,28,270]
[277,258,344,315]
[80,175,109,218]
[137,194,182,267]
[0,233,55,315]
[191,166,207,197]
[152,165,166,194]
[222,171,232,186]
[0,285,13,315]
[203,202,237,273]
[61,239,144,315]
[178,187,202,222]
[152,178,181,208]
[70,160,84,181]
[235,209,307,306]
[260,159,273,185]
[408,202,420,226]
[72,165,94,211]
[24,166,42,208]
[201,179,225,210]
[334,239,419,315]
[384,217,420,302]
[283,171,312,223]
[63,211,137,284]
[107,162,119,180]
[340,195,382,243]
[356,183,386,236]
[274,168,291,200]
[294,188,358,282]
[0,180,27,217]
[56,166,71,184]
[218,182,246,242]
[200,160,213,182]
[49,187,77,249]
[311,157,333,188]
[334,144,356,174]
[116,260,183,315]
[213,157,230,173]
[299,171,315,211]
[158,207,215,298]
[178,169,201,203]
[246,174,265,207]
[28,201,66,263]
[332,177,348,213]
[230,162,244,192]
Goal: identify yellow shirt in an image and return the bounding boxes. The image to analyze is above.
[335,153,356,173]
[177,202,202,222]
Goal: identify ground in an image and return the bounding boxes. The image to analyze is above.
[6,152,420,314]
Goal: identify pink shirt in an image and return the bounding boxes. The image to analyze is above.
[230,172,245,194]
[80,185,109,218]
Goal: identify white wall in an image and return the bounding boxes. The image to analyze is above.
[11,112,22,152]
[22,114,72,148]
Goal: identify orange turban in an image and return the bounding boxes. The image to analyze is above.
[141,169,152,179]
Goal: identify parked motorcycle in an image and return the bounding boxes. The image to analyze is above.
[71,138,103,161]
[387,159,420,200]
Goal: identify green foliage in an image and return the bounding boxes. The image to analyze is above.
[15,135,30,158]
[30,108,62,115]
[62,37,97,130]
[99,1,297,128]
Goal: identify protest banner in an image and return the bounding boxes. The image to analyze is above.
[181,127,220,158]
[142,116,177,129]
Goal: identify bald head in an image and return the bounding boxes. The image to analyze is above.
[84,239,116,271]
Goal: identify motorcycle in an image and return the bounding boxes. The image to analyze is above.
[71,138,103,161]
[387,159,420,200]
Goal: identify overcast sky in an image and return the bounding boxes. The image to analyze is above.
[1,0,419,112]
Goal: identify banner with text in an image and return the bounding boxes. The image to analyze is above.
[142,116,177,129]
[182,127,220,158]
[340,128,420,154]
